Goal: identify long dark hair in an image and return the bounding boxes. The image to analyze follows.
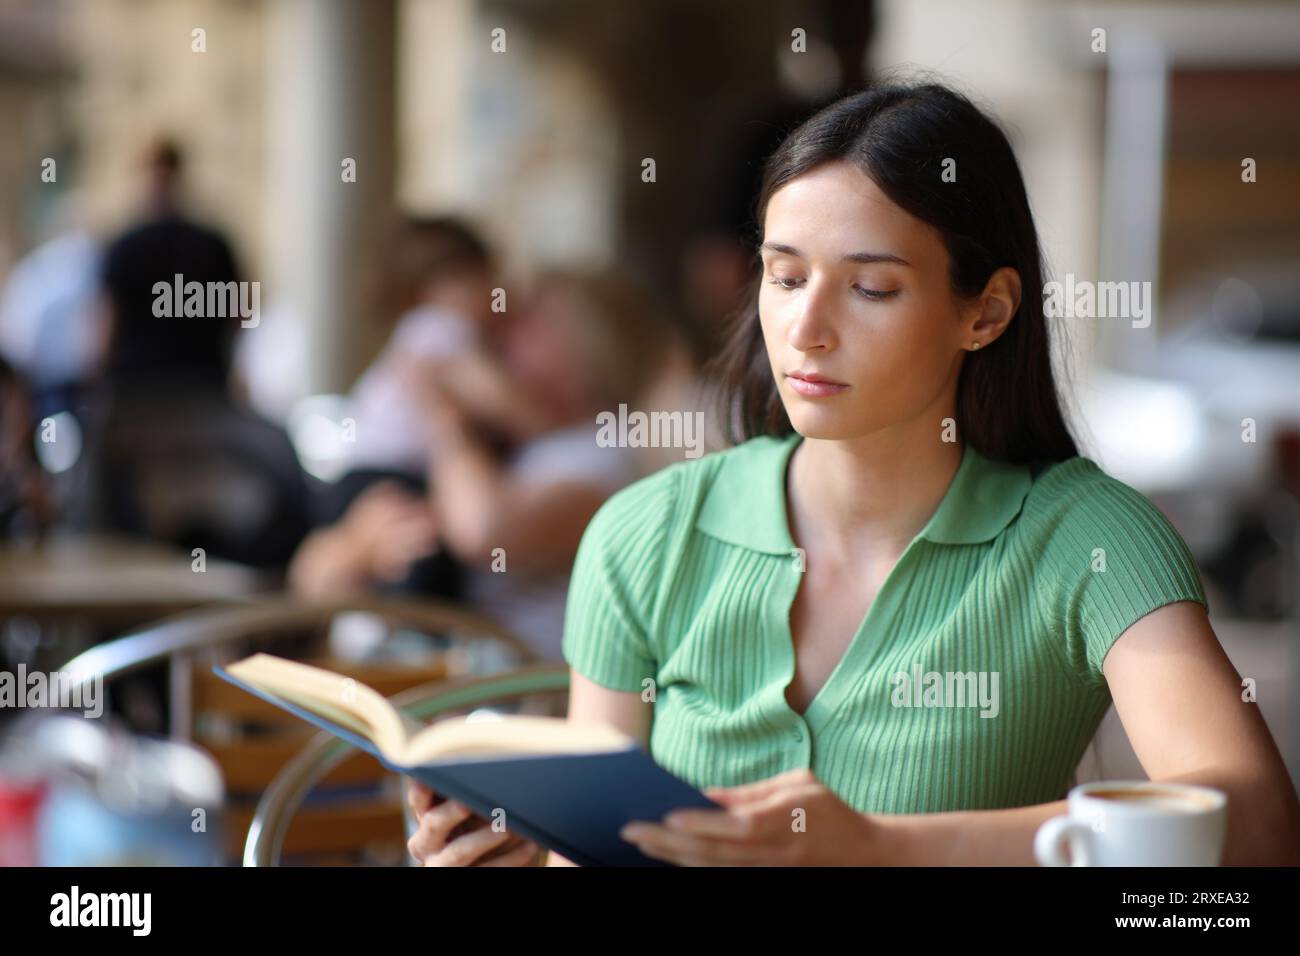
[710,81,1079,469]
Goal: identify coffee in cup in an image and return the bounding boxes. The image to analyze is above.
[1034,781,1227,866]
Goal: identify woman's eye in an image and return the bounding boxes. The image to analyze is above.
[764,277,899,299]
[766,276,897,299]
[854,285,898,301]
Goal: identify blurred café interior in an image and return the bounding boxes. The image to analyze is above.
[0,0,1298,865]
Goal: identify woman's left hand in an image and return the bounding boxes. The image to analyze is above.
[619,768,899,866]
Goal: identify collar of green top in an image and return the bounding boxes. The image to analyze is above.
[695,432,1034,554]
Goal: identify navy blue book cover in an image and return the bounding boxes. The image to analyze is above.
[213,665,720,866]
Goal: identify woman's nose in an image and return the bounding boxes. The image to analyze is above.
[786,280,836,352]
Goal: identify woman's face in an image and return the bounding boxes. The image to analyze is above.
[758,160,975,442]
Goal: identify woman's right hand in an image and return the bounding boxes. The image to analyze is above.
[406,779,543,867]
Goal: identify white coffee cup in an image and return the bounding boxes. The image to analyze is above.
[1034,781,1227,866]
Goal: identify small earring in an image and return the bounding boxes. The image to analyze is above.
[970,341,981,350]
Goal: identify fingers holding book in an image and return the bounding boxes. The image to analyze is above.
[407,778,438,817]
[405,778,543,867]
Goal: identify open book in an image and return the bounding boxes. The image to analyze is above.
[216,654,719,866]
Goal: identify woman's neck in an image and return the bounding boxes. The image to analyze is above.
[787,425,964,562]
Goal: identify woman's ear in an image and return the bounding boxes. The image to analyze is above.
[967,267,1021,346]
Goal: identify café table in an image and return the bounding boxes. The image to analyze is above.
[0,534,268,629]
[0,534,270,729]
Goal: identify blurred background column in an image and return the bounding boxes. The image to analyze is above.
[1097,32,1168,373]
[265,0,396,395]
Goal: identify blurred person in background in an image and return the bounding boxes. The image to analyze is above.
[290,269,677,663]
[341,215,546,476]
[420,270,673,661]
[287,216,545,602]
[0,191,107,420]
[100,137,242,397]
[0,191,106,537]
[92,138,308,569]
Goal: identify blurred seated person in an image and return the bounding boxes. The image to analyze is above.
[93,139,310,567]
[295,216,546,601]
[289,270,678,660]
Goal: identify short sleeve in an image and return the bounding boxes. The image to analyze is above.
[1039,468,1209,686]
[561,467,678,692]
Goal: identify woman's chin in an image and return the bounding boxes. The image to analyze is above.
[783,409,865,442]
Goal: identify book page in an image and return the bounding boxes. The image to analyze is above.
[403,714,635,765]
[225,654,411,759]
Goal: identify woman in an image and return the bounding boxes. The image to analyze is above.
[408,82,1300,866]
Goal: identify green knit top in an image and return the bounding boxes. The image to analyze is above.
[561,432,1208,813]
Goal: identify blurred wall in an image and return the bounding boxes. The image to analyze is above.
[398,0,620,280]
[0,0,75,275]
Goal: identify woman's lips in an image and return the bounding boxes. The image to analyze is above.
[786,371,849,397]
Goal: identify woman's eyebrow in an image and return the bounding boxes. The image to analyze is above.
[760,241,911,267]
